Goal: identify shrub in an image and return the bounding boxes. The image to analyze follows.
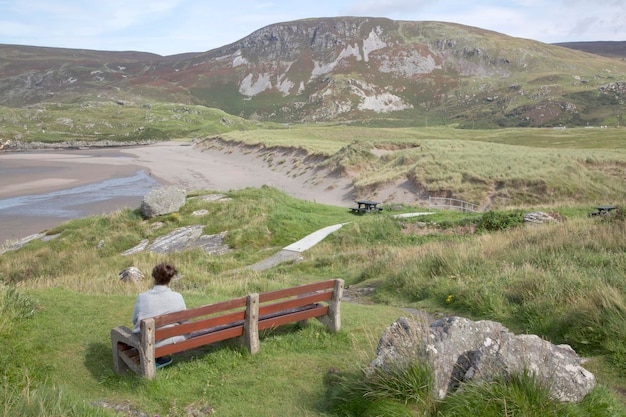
[476,210,525,232]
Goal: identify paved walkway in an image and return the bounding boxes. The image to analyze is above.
[246,212,433,272]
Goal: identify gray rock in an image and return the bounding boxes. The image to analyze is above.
[524,211,557,224]
[0,232,60,255]
[120,227,230,255]
[118,266,145,283]
[145,226,230,254]
[468,333,596,403]
[121,239,150,256]
[369,316,595,403]
[140,186,187,218]
[185,231,231,255]
[147,225,204,253]
[200,194,227,201]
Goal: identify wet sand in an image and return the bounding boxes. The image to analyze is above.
[0,149,147,199]
[0,141,355,244]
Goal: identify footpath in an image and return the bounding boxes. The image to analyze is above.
[246,212,433,272]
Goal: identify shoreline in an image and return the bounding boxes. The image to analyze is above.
[0,141,357,244]
[0,149,148,199]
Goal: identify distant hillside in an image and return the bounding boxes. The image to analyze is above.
[1,17,626,130]
[555,41,626,60]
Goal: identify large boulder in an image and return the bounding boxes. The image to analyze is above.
[140,186,187,218]
[370,316,595,403]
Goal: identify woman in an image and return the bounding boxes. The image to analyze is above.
[132,262,186,368]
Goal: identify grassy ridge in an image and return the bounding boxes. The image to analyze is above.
[0,102,274,143]
[214,125,626,208]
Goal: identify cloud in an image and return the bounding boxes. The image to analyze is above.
[1,0,625,55]
[342,0,431,16]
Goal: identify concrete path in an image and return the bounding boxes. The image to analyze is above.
[246,223,347,271]
[246,212,434,272]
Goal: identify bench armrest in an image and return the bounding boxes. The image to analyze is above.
[111,323,157,380]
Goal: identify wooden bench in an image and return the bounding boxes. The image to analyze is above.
[111,279,344,379]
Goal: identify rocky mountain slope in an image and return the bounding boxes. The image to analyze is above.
[1,17,625,128]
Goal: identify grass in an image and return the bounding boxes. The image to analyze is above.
[1,125,626,415]
[0,102,277,143]
[1,189,625,416]
[2,287,405,416]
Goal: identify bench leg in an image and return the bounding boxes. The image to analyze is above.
[243,293,260,354]
[317,279,344,332]
[139,319,157,379]
[111,328,132,375]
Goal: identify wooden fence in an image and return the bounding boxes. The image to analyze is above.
[428,197,481,213]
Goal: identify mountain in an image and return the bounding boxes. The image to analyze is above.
[555,41,626,60]
[1,17,626,129]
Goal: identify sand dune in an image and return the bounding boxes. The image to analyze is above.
[122,140,356,207]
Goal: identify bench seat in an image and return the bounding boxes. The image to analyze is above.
[111,279,344,379]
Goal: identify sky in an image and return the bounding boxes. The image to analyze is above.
[1,0,625,56]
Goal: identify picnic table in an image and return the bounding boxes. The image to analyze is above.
[589,205,616,216]
[351,200,383,214]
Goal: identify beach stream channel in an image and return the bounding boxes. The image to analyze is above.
[0,149,161,244]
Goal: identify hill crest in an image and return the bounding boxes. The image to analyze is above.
[1,17,625,128]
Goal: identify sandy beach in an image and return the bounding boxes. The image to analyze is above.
[0,140,356,244]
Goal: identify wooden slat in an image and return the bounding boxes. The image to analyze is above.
[259,292,331,317]
[121,348,139,363]
[155,311,245,340]
[153,297,247,327]
[142,280,338,362]
[258,305,328,330]
[258,280,335,303]
[155,326,244,357]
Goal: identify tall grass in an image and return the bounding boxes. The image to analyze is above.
[340,215,626,370]
[2,374,112,417]
[326,361,434,417]
[323,365,626,417]
[436,371,626,417]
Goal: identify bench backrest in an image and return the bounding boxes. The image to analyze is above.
[144,279,342,358]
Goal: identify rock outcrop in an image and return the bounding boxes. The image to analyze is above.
[370,316,595,403]
[121,226,230,255]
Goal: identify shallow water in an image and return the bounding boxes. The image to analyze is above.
[0,170,159,217]
[0,169,161,243]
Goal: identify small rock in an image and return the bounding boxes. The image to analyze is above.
[118,266,145,283]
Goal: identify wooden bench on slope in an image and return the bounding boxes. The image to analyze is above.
[111,279,344,379]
